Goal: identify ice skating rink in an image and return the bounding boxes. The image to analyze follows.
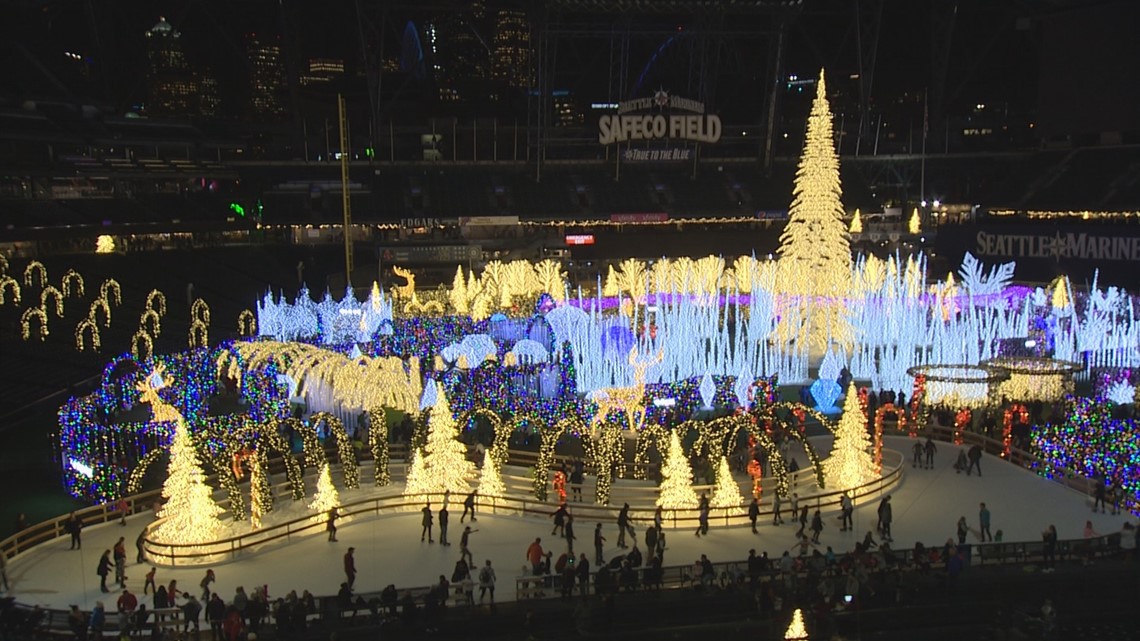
[6,436,1132,610]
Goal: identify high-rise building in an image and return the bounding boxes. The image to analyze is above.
[300,58,346,86]
[553,91,583,127]
[426,2,491,101]
[492,9,531,89]
[246,33,287,118]
[145,17,195,116]
[145,16,218,118]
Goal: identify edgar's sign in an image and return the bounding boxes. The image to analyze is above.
[598,89,721,145]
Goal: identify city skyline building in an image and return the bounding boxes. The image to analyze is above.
[245,32,287,118]
[144,16,217,118]
[491,9,531,89]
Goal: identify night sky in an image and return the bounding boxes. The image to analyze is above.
[0,0,1127,129]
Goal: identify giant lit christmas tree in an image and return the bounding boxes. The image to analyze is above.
[823,382,876,490]
[710,455,744,508]
[142,366,224,544]
[657,432,699,508]
[419,383,475,495]
[774,68,853,351]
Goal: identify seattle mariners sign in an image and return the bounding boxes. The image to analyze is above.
[598,90,722,145]
[975,230,1140,261]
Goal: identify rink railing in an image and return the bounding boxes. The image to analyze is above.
[134,448,904,567]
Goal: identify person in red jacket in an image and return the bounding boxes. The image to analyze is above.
[526,538,544,575]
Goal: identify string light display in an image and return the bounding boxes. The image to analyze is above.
[62,269,85,298]
[90,298,111,327]
[0,276,20,304]
[908,207,922,235]
[0,253,7,275]
[146,290,166,316]
[585,423,623,504]
[140,309,162,337]
[849,208,863,234]
[191,298,210,325]
[238,309,257,336]
[1001,403,1028,458]
[189,320,209,348]
[403,449,428,501]
[40,285,64,317]
[76,318,100,352]
[21,306,48,341]
[906,365,1004,409]
[132,331,154,361]
[309,412,359,489]
[24,261,47,288]
[95,235,116,253]
[954,408,971,445]
[367,408,391,486]
[984,357,1082,403]
[100,279,121,306]
[1031,396,1138,510]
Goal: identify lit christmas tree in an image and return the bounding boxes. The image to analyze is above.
[477,455,506,498]
[145,366,224,544]
[404,448,429,500]
[908,207,922,235]
[849,208,863,234]
[710,455,744,508]
[308,462,341,523]
[657,432,699,509]
[449,266,468,314]
[823,382,876,490]
[774,68,853,351]
[419,383,475,495]
[784,608,809,640]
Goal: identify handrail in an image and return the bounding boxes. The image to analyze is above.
[139,448,905,566]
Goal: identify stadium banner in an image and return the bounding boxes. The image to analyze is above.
[935,222,1140,285]
[458,216,519,227]
[621,148,693,162]
[598,90,721,145]
[400,217,441,229]
[610,213,669,223]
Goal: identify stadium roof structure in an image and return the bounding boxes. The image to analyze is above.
[544,0,801,13]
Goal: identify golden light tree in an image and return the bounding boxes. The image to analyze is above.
[308,462,341,523]
[449,266,469,314]
[849,208,863,234]
[142,366,225,544]
[822,382,875,490]
[656,432,699,509]
[774,68,853,351]
[784,608,809,640]
[404,448,430,499]
[908,207,922,235]
[476,454,506,497]
[418,384,475,495]
[710,455,744,508]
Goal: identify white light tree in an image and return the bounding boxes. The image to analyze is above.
[710,455,744,508]
[823,382,876,490]
[774,68,853,351]
[308,462,341,523]
[657,432,699,509]
[418,383,475,495]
